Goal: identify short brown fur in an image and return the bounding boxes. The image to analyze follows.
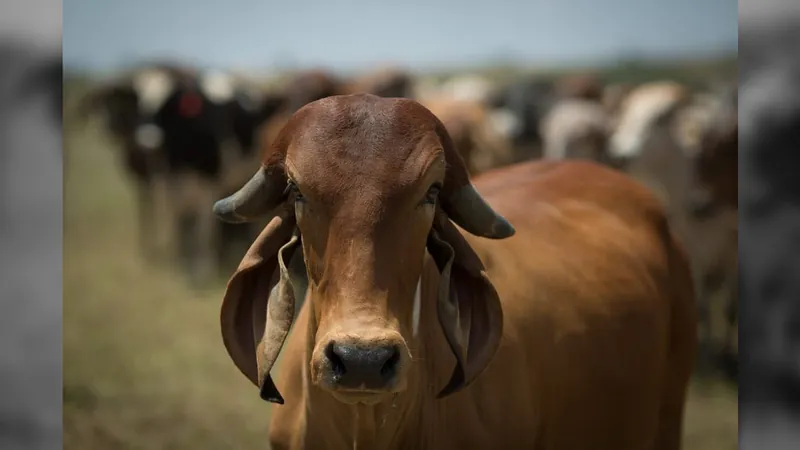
[218,94,697,450]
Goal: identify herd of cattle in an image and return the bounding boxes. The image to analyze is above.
[75,61,738,390]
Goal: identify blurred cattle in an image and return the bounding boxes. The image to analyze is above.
[247,69,349,168]
[420,95,517,175]
[539,98,612,164]
[607,79,738,380]
[342,65,414,98]
[672,205,737,380]
[487,77,558,157]
[487,73,606,164]
[608,81,697,208]
[608,79,735,216]
[278,69,342,115]
[438,74,495,103]
[683,84,738,380]
[691,84,738,211]
[78,63,280,283]
[602,82,636,118]
[260,66,416,141]
[555,73,604,102]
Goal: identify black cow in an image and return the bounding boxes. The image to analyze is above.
[80,63,283,284]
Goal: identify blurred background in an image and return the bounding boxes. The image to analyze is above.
[62,0,737,448]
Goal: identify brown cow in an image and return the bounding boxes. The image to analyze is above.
[214,94,697,450]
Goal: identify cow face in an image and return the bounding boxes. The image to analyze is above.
[216,94,511,405]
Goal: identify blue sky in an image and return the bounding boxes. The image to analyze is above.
[63,0,737,72]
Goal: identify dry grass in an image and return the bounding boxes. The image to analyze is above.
[683,380,739,450]
[63,97,737,449]
[64,121,272,449]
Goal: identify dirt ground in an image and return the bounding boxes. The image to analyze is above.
[63,118,737,449]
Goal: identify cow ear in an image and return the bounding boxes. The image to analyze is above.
[426,211,504,398]
[219,211,307,404]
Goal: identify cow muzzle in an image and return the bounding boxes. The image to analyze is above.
[312,330,410,403]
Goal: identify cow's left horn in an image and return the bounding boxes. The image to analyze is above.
[441,184,515,239]
[213,167,287,223]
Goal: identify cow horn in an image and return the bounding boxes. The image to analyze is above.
[442,184,515,239]
[213,167,287,223]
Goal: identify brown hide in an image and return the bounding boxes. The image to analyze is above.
[267,161,697,450]
[216,95,696,450]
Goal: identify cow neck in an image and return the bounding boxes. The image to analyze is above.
[301,260,451,450]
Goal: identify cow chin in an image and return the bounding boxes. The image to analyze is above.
[309,326,411,403]
[329,390,395,406]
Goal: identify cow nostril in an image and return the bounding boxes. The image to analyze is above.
[380,347,400,378]
[325,342,347,380]
[326,342,401,388]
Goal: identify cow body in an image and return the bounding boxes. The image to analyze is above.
[269,161,696,450]
[213,95,696,450]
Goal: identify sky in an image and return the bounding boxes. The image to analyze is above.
[63,0,738,73]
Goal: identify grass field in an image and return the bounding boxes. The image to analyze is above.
[64,122,272,449]
[63,87,738,449]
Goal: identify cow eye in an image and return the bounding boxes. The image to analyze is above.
[420,183,442,206]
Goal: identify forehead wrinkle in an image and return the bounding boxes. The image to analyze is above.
[377,130,446,197]
[282,95,449,211]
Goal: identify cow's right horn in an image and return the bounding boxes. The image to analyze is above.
[441,183,516,240]
[213,167,287,223]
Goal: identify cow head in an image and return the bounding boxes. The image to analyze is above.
[215,94,513,405]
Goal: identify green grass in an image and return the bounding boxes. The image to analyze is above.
[63,82,737,449]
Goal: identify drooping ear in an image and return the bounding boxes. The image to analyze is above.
[426,211,504,398]
[219,211,307,404]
